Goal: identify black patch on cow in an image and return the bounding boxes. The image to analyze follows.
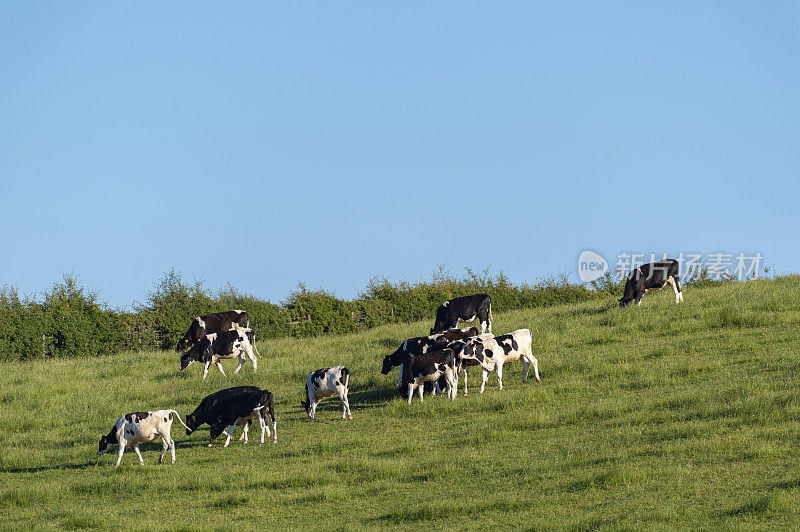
[124,412,150,423]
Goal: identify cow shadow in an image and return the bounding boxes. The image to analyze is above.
[1,460,98,474]
[348,386,397,408]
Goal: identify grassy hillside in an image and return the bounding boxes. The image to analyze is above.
[1,276,799,529]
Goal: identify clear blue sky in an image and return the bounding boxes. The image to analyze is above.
[2,2,798,308]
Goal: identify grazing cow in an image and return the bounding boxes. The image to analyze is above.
[178,326,260,379]
[402,348,458,404]
[185,386,277,446]
[456,329,540,394]
[176,310,249,352]
[381,327,479,383]
[97,409,190,467]
[619,259,683,307]
[302,366,352,421]
[446,332,495,395]
[431,294,492,335]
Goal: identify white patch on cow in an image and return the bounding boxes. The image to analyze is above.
[197,317,206,330]
[458,329,539,393]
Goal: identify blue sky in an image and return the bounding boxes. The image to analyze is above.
[2,2,798,308]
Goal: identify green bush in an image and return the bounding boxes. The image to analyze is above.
[0,274,124,361]
[2,265,751,361]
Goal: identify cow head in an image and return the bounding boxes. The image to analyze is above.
[179,340,211,371]
[184,412,201,435]
[618,296,634,307]
[97,430,118,455]
[176,332,192,353]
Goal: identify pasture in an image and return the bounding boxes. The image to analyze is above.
[1,276,799,529]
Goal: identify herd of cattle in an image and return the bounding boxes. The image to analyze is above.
[97,260,684,466]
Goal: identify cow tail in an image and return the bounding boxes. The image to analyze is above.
[168,410,191,431]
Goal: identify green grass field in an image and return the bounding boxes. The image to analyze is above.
[1,276,799,530]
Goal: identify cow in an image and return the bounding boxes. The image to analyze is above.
[456,329,540,394]
[381,327,479,385]
[402,348,458,404]
[430,294,492,335]
[97,409,190,467]
[445,332,495,395]
[178,325,260,379]
[185,386,277,446]
[619,259,683,307]
[176,310,250,352]
[302,366,352,421]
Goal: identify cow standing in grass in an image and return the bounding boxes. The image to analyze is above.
[456,329,540,393]
[303,366,352,421]
[176,310,250,352]
[381,327,479,388]
[402,348,458,404]
[619,259,683,307]
[97,409,190,467]
[431,294,492,334]
[178,325,260,379]
[185,386,277,446]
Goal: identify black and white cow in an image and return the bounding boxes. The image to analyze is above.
[619,259,683,307]
[381,327,479,382]
[302,366,352,421]
[456,329,540,394]
[176,310,250,352]
[185,386,277,446]
[402,348,458,404]
[430,294,492,335]
[97,409,190,467]
[178,326,260,379]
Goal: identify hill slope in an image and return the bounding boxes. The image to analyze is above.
[1,276,799,529]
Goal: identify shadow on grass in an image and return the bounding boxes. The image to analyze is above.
[2,459,102,474]
[720,496,771,517]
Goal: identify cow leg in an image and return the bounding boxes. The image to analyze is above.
[133,444,144,465]
[461,366,469,395]
[158,437,168,464]
[446,369,456,400]
[202,361,211,380]
[223,424,237,447]
[496,361,504,391]
[418,383,425,403]
[234,355,246,374]
[215,362,226,376]
[407,383,414,405]
[115,441,127,467]
[165,433,176,464]
[238,420,250,441]
[242,420,251,444]
[396,363,404,388]
[310,400,317,421]
[667,276,681,303]
[244,343,257,372]
[339,387,353,420]
[480,369,489,393]
[256,413,266,444]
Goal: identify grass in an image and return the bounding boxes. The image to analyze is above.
[1,276,799,529]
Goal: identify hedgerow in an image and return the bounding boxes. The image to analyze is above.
[0,266,735,361]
